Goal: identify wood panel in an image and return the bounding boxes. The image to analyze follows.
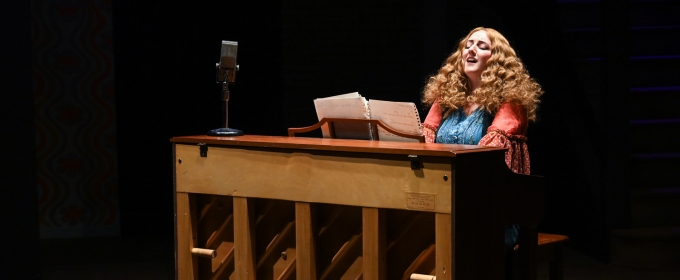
[452,153,508,279]
[177,192,198,280]
[435,213,452,280]
[195,195,235,278]
[233,197,257,280]
[171,135,505,157]
[172,136,544,280]
[402,244,436,278]
[362,208,386,280]
[250,199,297,279]
[385,211,435,279]
[317,205,363,280]
[296,202,317,279]
[175,144,452,213]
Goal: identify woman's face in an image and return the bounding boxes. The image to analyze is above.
[462,30,492,79]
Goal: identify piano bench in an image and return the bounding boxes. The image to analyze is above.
[516,233,569,280]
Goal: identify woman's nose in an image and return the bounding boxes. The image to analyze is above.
[467,47,476,55]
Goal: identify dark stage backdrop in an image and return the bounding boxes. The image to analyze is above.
[112,0,609,259]
[2,1,38,278]
[31,0,120,239]
[112,1,287,237]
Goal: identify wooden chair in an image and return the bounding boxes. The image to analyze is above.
[288,117,426,143]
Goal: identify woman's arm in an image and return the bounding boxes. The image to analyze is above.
[422,102,443,143]
[479,102,531,174]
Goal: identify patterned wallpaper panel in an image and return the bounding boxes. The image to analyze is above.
[32,0,119,238]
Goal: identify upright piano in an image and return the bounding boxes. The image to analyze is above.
[171,135,543,279]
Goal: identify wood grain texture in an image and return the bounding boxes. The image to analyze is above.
[287,117,426,143]
[402,244,436,278]
[362,208,386,280]
[171,135,504,157]
[171,135,544,280]
[537,233,570,246]
[175,144,452,213]
[296,202,317,279]
[435,213,452,280]
[233,197,257,280]
[176,192,198,280]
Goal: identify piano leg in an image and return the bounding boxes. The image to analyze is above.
[517,224,538,280]
[362,207,386,280]
[296,202,318,279]
[233,197,257,280]
[435,213,452,280]
[176,192,198,280]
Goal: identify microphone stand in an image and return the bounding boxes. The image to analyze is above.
[208,64,243,136]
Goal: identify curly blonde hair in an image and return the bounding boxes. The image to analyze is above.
[422,27,543,120]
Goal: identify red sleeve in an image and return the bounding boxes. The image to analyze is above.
[487,102,528,135]
[478,102,531,174]
[422,102,443,143]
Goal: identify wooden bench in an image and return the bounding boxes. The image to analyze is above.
[535,233,570,280]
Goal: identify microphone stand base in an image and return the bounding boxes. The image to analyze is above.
[207,127,244,136]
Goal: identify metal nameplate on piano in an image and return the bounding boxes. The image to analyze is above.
[406,193,437,211]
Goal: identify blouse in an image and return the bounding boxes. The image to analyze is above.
[435,106,493,145]
[423,101,531,175]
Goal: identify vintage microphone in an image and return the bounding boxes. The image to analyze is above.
[208,40,244,136]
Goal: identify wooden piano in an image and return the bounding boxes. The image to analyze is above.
[171,135,544,279]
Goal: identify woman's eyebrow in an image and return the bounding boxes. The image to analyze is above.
[467,39,490,44]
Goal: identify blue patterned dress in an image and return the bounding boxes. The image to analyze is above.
[435,107,519,251]
[435,107,493,145]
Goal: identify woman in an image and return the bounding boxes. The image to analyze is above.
[421,27,543,251]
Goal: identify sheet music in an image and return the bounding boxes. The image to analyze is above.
[313,92,370,138]
[320,92,362,99]
[368,99,422,143]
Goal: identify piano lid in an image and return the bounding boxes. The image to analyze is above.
[171,134,507,157]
